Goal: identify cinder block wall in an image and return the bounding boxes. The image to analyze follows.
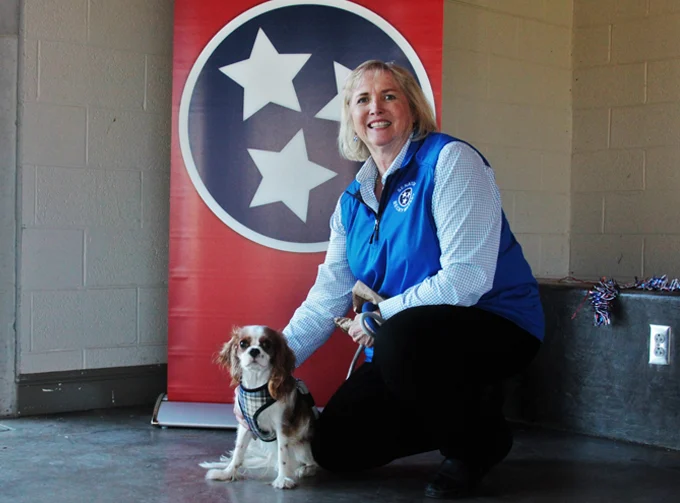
[442,0,573,278]
[18,0,174,373]
[14,1,575,376]
[571,1,680,281]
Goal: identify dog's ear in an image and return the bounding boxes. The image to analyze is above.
[215,326,242,387]
[267,328,296,400]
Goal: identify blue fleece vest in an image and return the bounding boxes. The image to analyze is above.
[340,133,544,361]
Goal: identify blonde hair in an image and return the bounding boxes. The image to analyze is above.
[338,60,437,162]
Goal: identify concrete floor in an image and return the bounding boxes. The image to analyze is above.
[2,407,680,503]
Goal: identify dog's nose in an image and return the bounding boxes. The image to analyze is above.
[248,347,260,358]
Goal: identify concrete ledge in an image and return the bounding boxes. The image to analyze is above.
[506,281,680,451]
[13,364,167,417]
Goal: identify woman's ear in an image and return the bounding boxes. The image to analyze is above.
[267,330,296,400]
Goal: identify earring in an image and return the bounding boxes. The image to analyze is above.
[352,135,358,142]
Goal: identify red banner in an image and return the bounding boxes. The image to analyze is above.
[168,0,443,405]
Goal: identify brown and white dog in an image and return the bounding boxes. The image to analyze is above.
[200,325,318,489]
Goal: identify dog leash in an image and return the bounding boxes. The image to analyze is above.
[346,302,384,379]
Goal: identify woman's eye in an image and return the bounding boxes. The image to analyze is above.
[384,94,395,101]
[239,340,249,349]
[356,97,368,104]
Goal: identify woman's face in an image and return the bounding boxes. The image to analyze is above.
[349,70,414,157]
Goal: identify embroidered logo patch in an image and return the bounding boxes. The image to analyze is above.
[394,182,416,212]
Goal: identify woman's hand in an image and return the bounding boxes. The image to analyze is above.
[347,314,375,347]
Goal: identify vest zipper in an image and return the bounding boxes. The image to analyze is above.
[369,177,392,244]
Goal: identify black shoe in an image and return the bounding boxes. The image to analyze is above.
[424,458,483,499]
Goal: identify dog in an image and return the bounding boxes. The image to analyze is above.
[200,325,319,489]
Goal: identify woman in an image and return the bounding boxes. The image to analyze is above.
[254,60,543,499]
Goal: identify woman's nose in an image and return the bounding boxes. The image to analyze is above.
[368,100,382,114]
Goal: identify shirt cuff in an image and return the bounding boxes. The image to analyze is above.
[377,296,405,320]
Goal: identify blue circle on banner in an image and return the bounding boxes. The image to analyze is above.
[179,0,434,252]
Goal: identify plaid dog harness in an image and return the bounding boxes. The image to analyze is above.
[237,378,318,442]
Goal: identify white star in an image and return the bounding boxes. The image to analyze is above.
[248,130,337,222]
[219,29,311,120]
[315,62,352,122]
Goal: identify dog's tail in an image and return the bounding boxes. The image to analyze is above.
[199,442,277,472]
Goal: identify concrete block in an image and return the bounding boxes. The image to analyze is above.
[530,106,572,153]
[571,193,604,234]
[21,166,35,226]
[39,42,145,109]
[484,145,543,191]
[489,56,570,107]
[646,147,680,190]
[19,292,30,353]
[573,108,610,152]
[88,108,171,170]
[145,54,172,114]
[36,167,141,228]
[604,192,645,234]
[644,235,680,278]
[142,170,170,229]
[570,234,643,281]
[443,49,488,100]
[21,229,84,289]
[22,103,86,167]
[0,0,18,35]
[88,46,145,109]
[611,103,680,148]
[574,26,611,67]
[21,38,37,102]
[648,60,680,104]
[575,0,647,27]
[613,15,680,63]
[574,0,615,26]
[572,149,644,192]
[31,289,137,351]
[484,0,538,19]
[514,192,569,234]
[444,2,518,58]
[541,151,571,192]
[89,0,173,55]
[139,288,168,344]
[517,19,570,67]
[539,234,570,278]
[19,351,83,374]
[543,0,573,27]
[650,0,680,14]
[574,64,646,109]
[24,0,87,43]
[638,191,680,234]
[85,228,168,287]
[84,344,167,368]
[0,38,18,149]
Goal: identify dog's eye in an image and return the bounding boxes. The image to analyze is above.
[239,340,249,349]
[260,340,271,351]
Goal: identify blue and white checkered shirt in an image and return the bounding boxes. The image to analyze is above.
[283,136,502,366]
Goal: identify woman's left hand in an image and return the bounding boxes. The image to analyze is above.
[347,314,375,347]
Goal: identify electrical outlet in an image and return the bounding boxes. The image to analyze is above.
[649,325,671,365]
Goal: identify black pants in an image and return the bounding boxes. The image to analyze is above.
[311,305,541,472]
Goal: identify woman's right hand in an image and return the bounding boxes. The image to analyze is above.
[347,314,375,347]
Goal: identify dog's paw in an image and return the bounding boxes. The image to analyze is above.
[295,464,318,478]
[205,467,242,482]
[271,475,297,489]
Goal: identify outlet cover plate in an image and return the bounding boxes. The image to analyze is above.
[649,324,671,365]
